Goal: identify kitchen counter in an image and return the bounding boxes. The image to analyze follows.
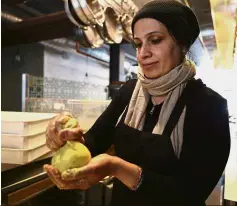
[1,157,53,205]
[1,157,113,206]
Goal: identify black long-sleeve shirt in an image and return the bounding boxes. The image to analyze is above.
[84,79,230,206]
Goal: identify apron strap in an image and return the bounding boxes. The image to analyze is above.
[162,79,200,137]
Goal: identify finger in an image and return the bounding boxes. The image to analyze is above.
[58,127,84,142]
[45,164,61,176]
[49,126,65,146]
[44,165,90,190]
[45,125,55,143]
[46,121,66,149]
[57,115,71,125]
[61,112,73,118]
[61,165,94,181]
[44,165,65,189]
[63,178,91,190]
[46,120,57,135]
[45,131,62,151]
[61,168,81,180]
[45,120,63,149]
[44,165,78,190]
[45,135,58,151]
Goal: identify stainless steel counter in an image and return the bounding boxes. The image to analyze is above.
[1,157,113,206]
[1,158,52,205]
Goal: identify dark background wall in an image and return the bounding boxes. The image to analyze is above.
[1,43,44,111]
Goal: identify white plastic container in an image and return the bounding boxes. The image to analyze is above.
[1,111,57,135]
[1,144,51,164]
[1,151,55,171]
[1,131,47,149]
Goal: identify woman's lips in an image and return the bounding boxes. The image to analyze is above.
[141,62,158,69]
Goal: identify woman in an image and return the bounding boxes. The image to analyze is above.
[44,1,230,205]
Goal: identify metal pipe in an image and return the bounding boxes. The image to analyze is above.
[2,11,74,46]
[1,10,109,65]
[17,4,44,16]
[1,11,23,22]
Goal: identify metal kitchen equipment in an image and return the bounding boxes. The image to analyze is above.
[81,0,105,26]
[74,25,104,48]
[97,6,123,44]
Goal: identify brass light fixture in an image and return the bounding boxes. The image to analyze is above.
[210,0,237,69]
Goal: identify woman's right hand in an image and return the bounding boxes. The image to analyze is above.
[46,112,85,151]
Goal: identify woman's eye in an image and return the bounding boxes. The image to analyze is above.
[133,42,142,49]
[150,39,161,44]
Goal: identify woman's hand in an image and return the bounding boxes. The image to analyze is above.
[45,112,84,151]
[44,154,115,190]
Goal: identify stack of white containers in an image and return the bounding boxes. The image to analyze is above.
[1,111,57,165]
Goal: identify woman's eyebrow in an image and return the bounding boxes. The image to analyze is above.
[133,31,164,40]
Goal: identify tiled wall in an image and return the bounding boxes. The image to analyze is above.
[25,74,109,114]
[23,44,111,113]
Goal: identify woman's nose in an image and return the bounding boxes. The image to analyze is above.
[137,43,152,60]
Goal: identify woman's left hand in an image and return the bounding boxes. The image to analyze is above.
[43,154,116,190]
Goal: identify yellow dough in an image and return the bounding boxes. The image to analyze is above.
[52,141,91,173]
[51,117,91,173]
[63,118,78,129]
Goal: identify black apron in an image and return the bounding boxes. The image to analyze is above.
[110,81,194,206]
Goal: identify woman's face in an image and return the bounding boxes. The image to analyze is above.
[133,18,183,79]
